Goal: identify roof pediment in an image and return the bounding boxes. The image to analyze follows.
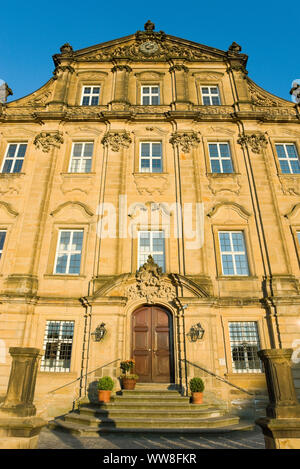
[54,30,248,65]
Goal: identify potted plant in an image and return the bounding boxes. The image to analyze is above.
[120,359,139,390]
[97,376,114,403]
[189,377,205,404]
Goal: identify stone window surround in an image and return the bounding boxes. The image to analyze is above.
[68,141,95,173]
[62,137,99,173]
[44,222,90,278]
[221,314,266,376]
[269,138,300,176]
[134,71,165,106]
[74,71,108,106]
[202,136,240,176]
[130,223,171,274]
[80,85,101,106]
[200,85,221,106]
[40,320,75,373]
[193,73,225,106]
[133,135,168,174]
[207,141,234,174]
[211,224,256,279]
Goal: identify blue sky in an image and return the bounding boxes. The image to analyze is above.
[1,0,297,103]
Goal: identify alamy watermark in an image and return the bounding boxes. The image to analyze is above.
[96,197,205,250]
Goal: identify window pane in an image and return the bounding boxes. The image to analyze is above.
[152,96,159,105]
[69,254,81,274]
[203,96,210,105]
[276,145,286,158]
[71,231,83,251]
[222,159,233,173]
[208,144,219,158]
[2,160,13,173]
[59,231,71,250]
[83,143,93,157]
[7,144,17,158]
[212,96,220,105]
[141,143,150,157]
[73,144,83,157]
[17,144,27,158]
[152,143,162,157]
[279,160,291,173]
[84,87,91,94]
[0,232,6,252]
[82,96,90,105]
[221,254,234,275]
[286,145,297,158]
[13,159,23,173]
[219,144,230,157]
[91,96,99,105]
[55,254,68,273]
[211,160,221,173]
[290,160,300,173]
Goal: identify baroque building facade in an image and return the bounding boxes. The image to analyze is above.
[0,22,300,418]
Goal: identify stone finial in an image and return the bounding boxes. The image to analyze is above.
[60,43,73,54]
[0,81,13,104]
[228,42,242,53]
[144,20,155,31]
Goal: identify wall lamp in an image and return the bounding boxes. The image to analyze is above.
[91,323,107,342]
[187,323,205,342]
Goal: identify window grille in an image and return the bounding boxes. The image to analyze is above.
[54,230,84,275]
[229,321,262,373]
[275,144,300,174]
[140,142,162,173]
[219,231,249,276]
[40,321,74,372]
[1,143,27,173]
[208,143,233,173]
[81,86,100,106]
[201,86,221,105]
[69,142,94,173]
[141,85,160,105]
[138,231,165,271]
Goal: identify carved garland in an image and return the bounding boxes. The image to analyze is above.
[237,133,268,154]
[169,132,201,153]
[101,131,132,152]
[33,131,64,153]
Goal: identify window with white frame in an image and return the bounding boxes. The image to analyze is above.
[54,230,84,275]
[141,85,160,105]
[219,231,249,276]
[140,142,162,173]
[275,143,300,174]
[69,142,94,173]
[229,321,262,373]
[138,231,165,271]
[81,86,100,105]
[0,231,6,259]
[1,143,27,173]
[208,143,234,173]
[201,86,221,105]
[40,321,74,372]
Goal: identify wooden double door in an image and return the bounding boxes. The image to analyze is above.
[131,305,174,383]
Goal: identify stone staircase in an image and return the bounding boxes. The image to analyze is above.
[48,384,255,435]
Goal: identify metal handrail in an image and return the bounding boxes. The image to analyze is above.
[181,359,255,396]
[48,358,121,394]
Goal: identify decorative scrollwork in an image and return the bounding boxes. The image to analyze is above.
[237,133,268,154]
[101,131,132,152]
[169,132,201,153]
[33,131,64,153]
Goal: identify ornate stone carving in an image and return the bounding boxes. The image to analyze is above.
[33,131,64,153]
[237,133,268,154]
[194,105,234,116]
[0,175,22,196]
[53,65,75,79]
[169,132,200,153]
[279,175,300,196]
[133,173,169,195]
[248,81,284,107]
[207,173,241,195]
[228,42,242,53]
[83,40,217,62]
[126,255,176,303]
[60,43,73,54]
[111,65,132,73]
[101,131,132,151]
[169,65,189,73]
[27,90,52,106]
[144,20,155,31]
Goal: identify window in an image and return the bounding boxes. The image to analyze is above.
[81,86,100,105]
[275,144,300,174]
[229,322,262,373]
[1,143,27,173]
[138,231,165,271]
[141,85,160,105]
[201,86,221,105]
[54,230,84,275]
[0,231,6,259]
[40,321,74,372]
[208,143,233,173]
[69,142,94,173]
[219,231,249,276]
[140,142,162,173]
[297,231,300,246]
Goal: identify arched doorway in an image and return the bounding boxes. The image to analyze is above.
[131,305,175,383]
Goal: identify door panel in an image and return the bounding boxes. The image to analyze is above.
[132,305,173,383]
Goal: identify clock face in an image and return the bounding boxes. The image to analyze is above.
[139,41,159,56]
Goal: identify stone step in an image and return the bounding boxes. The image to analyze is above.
[49,418,255,436]
[80,402,212,411]
[74,407,225,420]
[50,414,241,432]
[119,390,184,396]
[113,395,191,403]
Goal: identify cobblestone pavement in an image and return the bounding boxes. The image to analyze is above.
[38,426,265,449]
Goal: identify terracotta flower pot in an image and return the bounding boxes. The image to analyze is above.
[98,390,111,403]
[192,392,203,404]
[122,378,137,390]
